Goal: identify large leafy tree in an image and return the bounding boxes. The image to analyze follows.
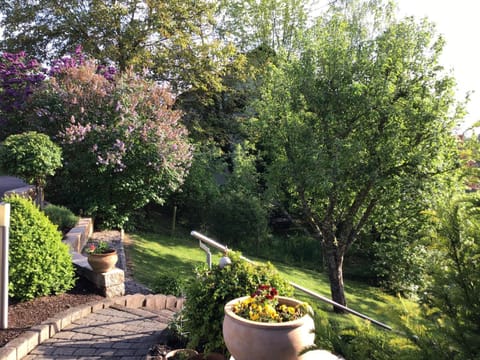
[252,0,461,308]
[0,0,233,94]
[216,0,310,53]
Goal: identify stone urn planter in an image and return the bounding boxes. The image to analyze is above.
[223,296,315,360]
[87,249,118,273]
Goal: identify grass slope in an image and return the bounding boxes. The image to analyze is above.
[127,230,415,332]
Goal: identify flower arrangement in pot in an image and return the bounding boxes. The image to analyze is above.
[223,284,315,360]
[85,240,118,273]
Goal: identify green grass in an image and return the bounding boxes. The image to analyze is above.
[127,230,417,332]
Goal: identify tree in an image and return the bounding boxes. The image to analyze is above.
[35,61,193,228]
[0,0,234,94]
[251,0,461,309]
[0,131,62,208]
[216,0,310,53]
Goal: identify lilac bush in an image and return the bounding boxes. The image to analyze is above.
[0,49,192,228]
[42,61,193,228]
[0,51,46,139]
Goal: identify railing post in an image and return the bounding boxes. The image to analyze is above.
[199,240,212,269]
[0,203,10,329]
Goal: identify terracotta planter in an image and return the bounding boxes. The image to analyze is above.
[223,296,315,360]
[87,250,118,273]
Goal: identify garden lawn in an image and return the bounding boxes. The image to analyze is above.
[127,231,417,333]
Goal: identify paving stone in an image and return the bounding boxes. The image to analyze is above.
[12,294,180,359]
[53,346,77,356]
[73,347,98,356]
[0,346,16,360]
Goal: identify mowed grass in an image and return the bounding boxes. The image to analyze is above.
[127,231,416,332]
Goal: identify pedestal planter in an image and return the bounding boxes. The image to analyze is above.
[87,249,118,273]
[223,296,315,360]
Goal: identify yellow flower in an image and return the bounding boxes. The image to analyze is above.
[249,311,260,321]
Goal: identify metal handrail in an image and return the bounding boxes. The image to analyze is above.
[191,230,392,331]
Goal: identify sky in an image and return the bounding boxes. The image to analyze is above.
[312,0,480,133]
[396,0,480,133]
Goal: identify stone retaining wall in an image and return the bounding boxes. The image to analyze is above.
[64,218,125,298]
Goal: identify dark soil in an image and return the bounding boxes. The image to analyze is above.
[0,275,104,347]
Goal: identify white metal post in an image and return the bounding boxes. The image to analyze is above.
[0,202,10,329]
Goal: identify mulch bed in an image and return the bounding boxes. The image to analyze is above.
[0,275,104,347]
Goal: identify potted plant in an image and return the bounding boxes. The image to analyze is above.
[85,240,118,273]
[223,284,315,360]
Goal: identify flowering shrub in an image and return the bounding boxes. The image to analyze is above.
[85,241,113,255]
[0,51,46,139]
[233,284,310,323]
[38,58,193,228]
[0,48,191,228]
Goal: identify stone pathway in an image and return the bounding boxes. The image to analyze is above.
[23,304,176,360]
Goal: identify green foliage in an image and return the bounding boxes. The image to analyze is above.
[151,274,186,297]
[175,145,223,230]
[35,62,192,228]
[0,0,235,95]
[311,308,420,360]
[43,204,79,233]
[417,194,480,359]
[178,251,292,355]
[250,0,461,305]
[216,0,309,52]
[208,190,268,249]
[370,230,429,295]
[6,195,75,301]
[177,142,268,249]
[0,131,62,185]
[208,143,268,248]
[0,131,62,207]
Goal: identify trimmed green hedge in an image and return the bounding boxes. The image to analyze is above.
[6,195,75,301]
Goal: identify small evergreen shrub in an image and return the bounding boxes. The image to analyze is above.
[309,306,422,360]
[177,251,292,355]
[6,195,76,301]
[43,204,79,233]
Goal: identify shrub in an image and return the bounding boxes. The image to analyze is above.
[208,190,268,249]
[177,251,292,355]
[37,61,193,228]
[43,204,79,233]
[311,310,420,360]
[0,131,62,208]
[151,274,186,297]
[6,195,75,301]
[417,194,480,359]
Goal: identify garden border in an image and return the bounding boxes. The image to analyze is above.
[0,293,185,360]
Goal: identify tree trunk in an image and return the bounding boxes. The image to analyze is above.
[324,244,347,313]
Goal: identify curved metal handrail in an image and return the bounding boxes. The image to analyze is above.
[191,230,392,331]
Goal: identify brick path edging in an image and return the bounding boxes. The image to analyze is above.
[0,293,185,360]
